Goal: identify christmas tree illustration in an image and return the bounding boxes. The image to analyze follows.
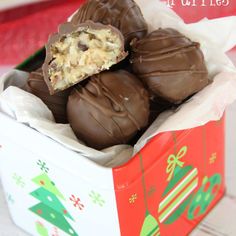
[29,173,78,236]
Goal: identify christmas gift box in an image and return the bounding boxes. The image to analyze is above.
[1,0,236,236]
[0,109,226,236]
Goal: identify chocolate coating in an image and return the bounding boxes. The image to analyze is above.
[67,70,150,150]
[71,0,148,47]
[24,69,70,124]
[43,21,127,94]
[130,28,209,103]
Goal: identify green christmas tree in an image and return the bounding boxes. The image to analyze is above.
[29,173,78,236]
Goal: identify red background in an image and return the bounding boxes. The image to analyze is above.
[0,0,235,65]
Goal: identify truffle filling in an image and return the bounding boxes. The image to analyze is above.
[49,28,123,91]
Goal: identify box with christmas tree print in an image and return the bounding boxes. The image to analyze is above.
[1,0,236,235]
[0,109,225,236]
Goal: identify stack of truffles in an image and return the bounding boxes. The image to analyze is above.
[24,0,209,150]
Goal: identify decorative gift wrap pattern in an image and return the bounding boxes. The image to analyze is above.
[0,113,121,236]
[29,173,78,236]
[0,0,233,234]
[113,117,225,236]
[0,111,225,236]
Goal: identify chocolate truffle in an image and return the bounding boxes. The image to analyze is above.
[43,21,128,94]
[130,28,209,103]
[70,0,148,48]
[24,68,70,124]
[67,70,150,150]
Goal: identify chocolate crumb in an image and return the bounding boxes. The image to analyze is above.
[78,42,89,51]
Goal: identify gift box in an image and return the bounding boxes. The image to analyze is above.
[1,0,236,236]
[0,107,225,236]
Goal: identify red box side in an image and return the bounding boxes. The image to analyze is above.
[113,117,225,236]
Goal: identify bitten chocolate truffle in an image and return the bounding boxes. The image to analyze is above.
[71,0,148,48]
[67,70,150,150]
[130,28,209,103]
[43,21,127,94]
[24,69,70,124]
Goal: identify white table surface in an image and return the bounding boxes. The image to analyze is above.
[1,57,236,235]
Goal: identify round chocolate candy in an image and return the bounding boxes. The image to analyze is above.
[24,69,70,123]
[70,0,148,48]
[67,70,150,150]
[43,21,127,94]
[130,28,210,104]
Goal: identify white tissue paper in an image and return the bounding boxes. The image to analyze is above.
[1,0,236,167]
